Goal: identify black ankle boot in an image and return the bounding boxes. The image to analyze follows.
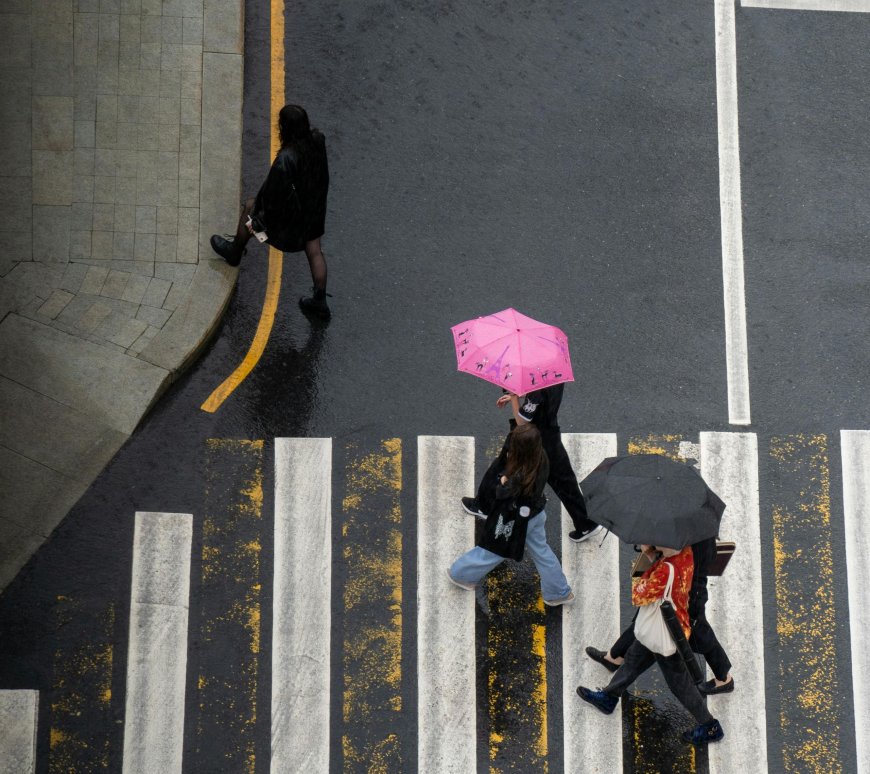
[299,287,331,320]
[210,234,243,267]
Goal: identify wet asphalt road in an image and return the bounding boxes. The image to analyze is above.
[1,1,869,771]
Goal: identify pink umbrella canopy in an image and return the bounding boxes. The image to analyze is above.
[451,308,574,395]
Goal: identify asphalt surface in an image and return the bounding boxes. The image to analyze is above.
[1,1,868,772]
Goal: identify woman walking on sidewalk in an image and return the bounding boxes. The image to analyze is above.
[210,104,332,320]
[448,424,574,607]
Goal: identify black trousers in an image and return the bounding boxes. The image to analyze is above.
[475,428,597,533]
[604,640,713,725]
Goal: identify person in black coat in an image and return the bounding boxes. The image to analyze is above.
[210,104,332,320]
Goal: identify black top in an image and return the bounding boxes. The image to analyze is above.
[517,384,564,429]
[252,130,329,252]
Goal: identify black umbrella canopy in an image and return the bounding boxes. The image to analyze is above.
[579,454,725,549]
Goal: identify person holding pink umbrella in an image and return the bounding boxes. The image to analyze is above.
[452,307,601,543]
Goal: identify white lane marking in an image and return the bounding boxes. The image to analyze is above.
[715,0,752,426]
[122,512,192,774]
[742,0,870,10]
[417,436,477,774]
[842,430,870,774]
[700,433,768,772]
[561,433,621,774]
[0,690,38,774]
[272,438,332,774]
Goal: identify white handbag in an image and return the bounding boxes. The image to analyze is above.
[633,560,677,657]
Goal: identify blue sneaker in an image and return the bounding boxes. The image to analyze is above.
[682,719,724,745]
[576,686,618,714]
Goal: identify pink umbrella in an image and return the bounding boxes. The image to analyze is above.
[451,308,574,396]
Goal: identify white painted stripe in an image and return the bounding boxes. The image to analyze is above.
[742,0,870,11]
[122,512,192,774]
[842,430,870,774]
[417,435,476,774]
[700,433,768,772]
[0,690,38,774]
[715,0,752,426]
[272,438,332,773]
[561,433,621,774]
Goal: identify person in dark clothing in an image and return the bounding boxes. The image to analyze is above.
[210,104,332,320]
[585,537,734,694]
[461,383,602,543]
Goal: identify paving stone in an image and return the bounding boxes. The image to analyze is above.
[158,123,180,152]
[73,147,95,175]
[100,268,130,298]
[179,149,198,178]
[156,205,178,235]
[95,119,117,148]
[74,12,99,67]
[106,315,147,348]
[74,85,96,121]
[180,68,201,102]
[116,175,137,204]
[113,203,134,232]
[79,263,109,294]
[118,66,140,96]
[74,297,112,331]
[98,11,120,41]
[32,96,75,152]
[89,230,113,260]
[179,122,199,154]
[138,67,160,96]
[137,122,159,150]
[159,95,180,125]
[73,174,95,202]
[162,280,185,310]
[158,177,179,207]
[93,174,116,203]
[135,303,170,327]
[182,16,202,45]
[117,95,139,125]
[180,96,200,126]
[111,230,134,260]
[32,62,75,97]
[92,202,115,231]
[120,0,140,12]
[120,272,150,303]
[74,119,96,148]
[161,15,182,44]
[133,231,155,260]
[157,149,179,179]
[155,233,177,261]
[0,121,32,177]
[127,323,159,355]
[59,261,90,293]
[32,205,72,262]
[116,148,138,177]
[69,229,92,260]
[178,176,199,207]
[100,0,120,12]
[0,13,32,69]
[140,41,160,70]
[132,259,154,276]
[37,289,75,319]
[33,150,74,205]
[135,204,156,232]
[136,174,158,206]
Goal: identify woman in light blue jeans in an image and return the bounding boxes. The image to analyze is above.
[447,423,574,607]
[449,507,573,605]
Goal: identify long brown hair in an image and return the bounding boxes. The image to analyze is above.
[504,423,546,496]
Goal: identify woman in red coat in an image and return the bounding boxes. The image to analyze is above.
[576,545,724,747]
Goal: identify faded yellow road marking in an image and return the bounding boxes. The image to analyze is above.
[48,598,114,773]
[342,438,404,772]
[193,439,263,773]
[200,0,285,413]
[628,434,696,773]
[770,434,841,773]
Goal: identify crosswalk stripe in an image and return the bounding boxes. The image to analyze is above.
[0,690,38,774]
[841,430,870,774]
[417,436,477,774]
[271,438,332,773]
[122,512,192,774]
[701,432,768,772]
[561,432,621,774]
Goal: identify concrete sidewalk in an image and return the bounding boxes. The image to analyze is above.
[0,0,245,590]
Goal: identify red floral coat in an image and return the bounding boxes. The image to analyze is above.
[632,547,694,638]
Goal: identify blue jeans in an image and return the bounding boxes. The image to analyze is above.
[449,509,571,601]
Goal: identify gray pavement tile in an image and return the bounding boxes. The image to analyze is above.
[99,12,120,41]
[180,68,201,102]
[138,94,159,122]
[32,96,75,151]
[101,296,138,317]
[120,0,141,13]
[93,173,116,203]
[92,202,115,230]
[159,123,180,152]
[179,149,198,178]
[0,181,29,233]
[1,231,32,263]
[161,15,182,44]
[133,231,155,260]
[126,322,159,355]
[114,203,135,232]
[155,233,177,261]
[179,118,200,155]
[180,96,200,126]
[100,0,120,14]
[109,258,135,273]
[111,230,134,260]
[107,315,148,348]
[95,118,118,148]
[118,95,139,124]
[77,0,100,9]
[137,122,159,150]
[162,280,186,310]
[158,177,179,207]
[182,16,202,45]
[100,268,130,298]
[182,44,201,73]
[140,13,159,41]
[163,0,183,16]
[32,63,75,97]
[73,297,112,331]
[136,175,158,206]
[178,176,199,208]
[37,289,75,319]
[0,254,20,278]
[0,519,49,590]
[120,12,140,42]
[71,201,93,226]
[116,148,138,176]
[140,41,161,70]
[116,175,137,204]
[69,229,92,260]
[2,0,31,14]
[135,204,157,233]
[74,13,99,67]
[135,302,170,327]
[59,262,90,293]
[96,93,118,125]
[160,66,181,98]
[154,261,176,280]
[73,174,95,202]
[157,150,179,179]
[32,205,72,262]
[132,259,154,276]
[0,14,32,70]
[96,62,119,94]
[121,272,151,303]
[156,205,178,235]
[74,119,96,148]
[159,95,180,125]
[89,230,113,260]
[79,265,110,296]
[73,147,95,176]
[138,67,160,96]
[32,150,74,205]
[74,67,96,107]
[118,66,140,97]
[161,43,182,71]
[32,21,73,52]
[0,121,32,177]
[176,231,197,264]
[0,314,168,434]
[141,0,160,16]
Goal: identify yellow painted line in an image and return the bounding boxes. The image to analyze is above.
[342,439,404,771]
[628,434,696,773]
[194,439,263,773]
[770,434,841,773]
[200,0,286,414]
[48,598,115,773]
[486,574,548,772]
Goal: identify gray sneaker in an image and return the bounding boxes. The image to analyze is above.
[446,569,476,591]
[544,591,576,607]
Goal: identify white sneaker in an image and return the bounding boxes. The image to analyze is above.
[544,591,576,607]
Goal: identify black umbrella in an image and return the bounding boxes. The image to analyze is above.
[579,454,725,548]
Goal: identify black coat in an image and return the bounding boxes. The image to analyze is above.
[252,131,329,252]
